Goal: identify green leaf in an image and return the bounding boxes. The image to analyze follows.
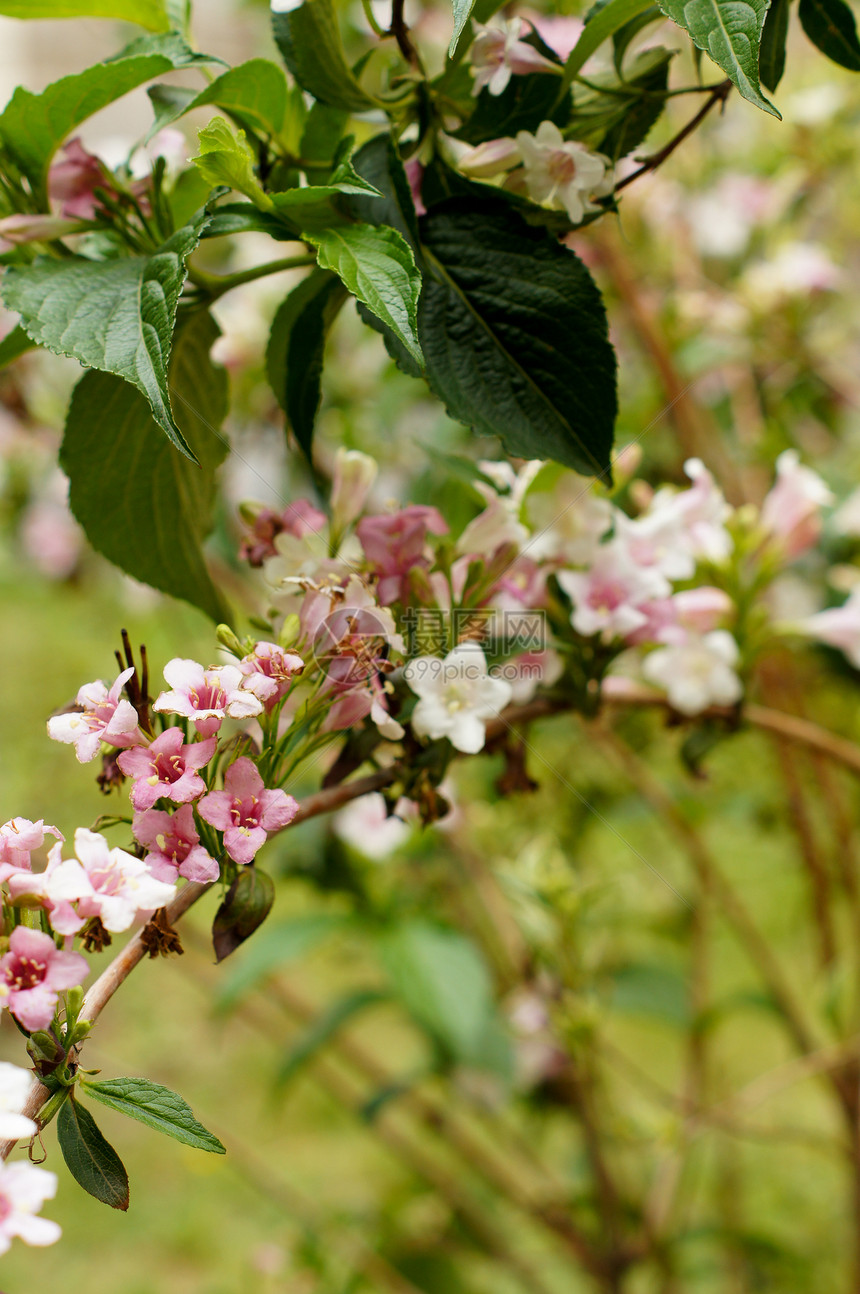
[654,0,780,115]
[272,0,380,112]
[305,223,423,367]
[57,1096,129,1211]
[563,0,657,85]
[0,0,168,23]
[60,310,230,622]
[450,0,476,55]
[148,58,289,140]
[79,1077,225,1153]
[0,324,35,369]
[193,116,273,210]
[212,867,276,963]
[216,914,351,1012]
[301,102,348,162]
[572,47,673,159]
[380,921,496,1065]
[759,0,790,88]
[3,208,210,456]
[798,0,860,69]
[266,270,348,459]
[276,989,388,1087]
[0,32,213,197]
[418,198,616,477]
[612,3,664,70]
[609,961,690,1026]
[349,134,422,250]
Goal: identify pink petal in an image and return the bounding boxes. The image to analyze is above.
[197,790,235,831]
[224,757,264,800]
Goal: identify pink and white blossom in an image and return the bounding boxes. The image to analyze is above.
[470,19,557,97]
[795,588,860,667]
[761,449,833,560]
[117,728,216,812]
[0,1063,38,1141]
[358,506,448,604]
[405,644,512,753]
[330,448,377,533]
[0,927,87,1031]
[516,121,611,223]
[239,642,305,709]
[557,541,670,641]
[153,659,262,737]
[0,819,63,884]
[641,631,743,715]
[133,805,219,884]
[238,499,326,566]
[197,758,299,865]
[47,666,142,762]
[0,1162,62,1253]
[457,136,522,178]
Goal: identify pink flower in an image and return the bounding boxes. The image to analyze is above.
[557,541,670,641]
[403,157,427,216]
[48,138,109,219]
[132,805,219,884]
[0,927,87,1031]
[0,819,63,884]
[357,506,448,605]
[197,758,299,865]
[761,449,833,559]
[153,659,263,737]
[239,642,304,709]
[9,828,177,936]
[239,500,326,566]
[0,1162,62,1253]
[796,588,860,667]
[117,728,216,812]
[47,666,143,763]
[471,18,557,96]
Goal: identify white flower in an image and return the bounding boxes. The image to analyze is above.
[641,631,743,715]
[761,449,833,560]
[333,793,414,860]
[0,1064,37,1141]
[457,461,542,556]
[515,121,610,223]
[795,588,860,667]
[557,540,670,641]
[526,476,613,565]
[624,458,733,577]
[470,19,557,97]
[405,644,512,753]
[458,136,521,179]
[0,1161,61,1253]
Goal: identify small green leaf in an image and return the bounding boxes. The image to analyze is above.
[655,0,780,115]
[79,1078,225,1154]
[380,921,496,1065]
[759,0,790,88]
[272,0,380,112]
[266,270,348,459]
[212,867,276,963]
[3,207,210,456]
[193,116,273,210]
[799,0,860,69]
[305,223,423,367]
[57,1096,129,1211]
[216,914,351,1012]
[450,0,477,55]
[148,58,289,140]
[0,0,168,24]
[60,311,230,622]
[0,324,34,369]
[563,0,657,85]
[0,33,214,197]
[276,989,388,1087]
[418,198,616,477]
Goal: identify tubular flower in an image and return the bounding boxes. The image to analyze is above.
[0,927,88,1032]
[515,122,611,223]
[132,805,219,884]
[471,19,557,96]
[405,644,513,753]
[153,659,263,737]
[47,666,142,763]
[197,757,299,865]
[117,729,217,812]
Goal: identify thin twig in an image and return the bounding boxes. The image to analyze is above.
[614,80,732,194]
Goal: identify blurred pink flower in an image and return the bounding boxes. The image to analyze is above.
[0,1162,62,1253]
[357,505,448,604]
[761,449,833,560]
[471,19,557,96]
[239,500,326,567]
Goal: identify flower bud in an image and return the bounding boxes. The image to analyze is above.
[278,613,302,649]
[330,449,377,532]
[0,213,82,245]
[216,624,245,658]
[458,137,521,178]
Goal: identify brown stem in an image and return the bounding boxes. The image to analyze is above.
[614,81,732,194]
[389,0,417,64]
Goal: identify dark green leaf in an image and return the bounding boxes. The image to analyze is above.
[0,0,168,23]
[266,270,348,459]
[57,1096,129,1211]
[305,222,423,367]
[148,58,289,140]
[60,310,230,622]
[799,0,860,69]
[0,33,214,196]
[272,0,380,112]
[79,1077,225,1153]
[276,989,388,1087]
[759,0,790,88]
[3,209,210,456]
[654,0,780,115]
[564,0,658,84]
[212,867,276,962]
[418,198,616,477]
[380,921,496,1065]
[202,201,298,240]
[349,134,422,249]
[612,3,663,70]
[0,324,35,368]
[216,914,351,1012]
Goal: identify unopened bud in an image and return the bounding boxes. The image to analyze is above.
[216,624,245,657]
[0,213,82,244]
[458,136,521,178]
[238,500,266,524]
[331,448,377,532]
[278,613,301,649]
